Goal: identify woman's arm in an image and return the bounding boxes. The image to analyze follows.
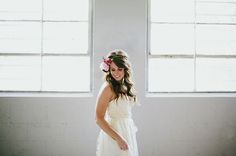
[95,83,128,150]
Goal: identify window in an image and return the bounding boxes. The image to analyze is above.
[148,0,236,93]
[0,0,91,93]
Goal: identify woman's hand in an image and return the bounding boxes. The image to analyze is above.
[116,137,129,151]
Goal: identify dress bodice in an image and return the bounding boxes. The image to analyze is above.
[107,97,134,119]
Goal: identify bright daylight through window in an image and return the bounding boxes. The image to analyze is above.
[148,0,236,93]
[0,0,91,93]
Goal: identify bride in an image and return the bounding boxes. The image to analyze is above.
[95,49,139,156]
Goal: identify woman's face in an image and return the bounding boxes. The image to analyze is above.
[110,62,125,81]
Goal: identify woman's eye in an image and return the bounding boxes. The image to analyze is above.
[118,68,123,71]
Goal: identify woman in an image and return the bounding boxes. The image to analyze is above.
[95,49,139,156]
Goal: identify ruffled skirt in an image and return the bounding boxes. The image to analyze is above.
[96,118,138,156]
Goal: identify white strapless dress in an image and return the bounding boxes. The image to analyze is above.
[96,97,138,156]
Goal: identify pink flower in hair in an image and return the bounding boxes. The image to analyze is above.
[100,57,112,72]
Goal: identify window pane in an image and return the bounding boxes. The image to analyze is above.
[0,22,41,53]
[196,24,236,55]
[196,58,236,91]
[151,0,194,22]
[44,0,88,21]
[43,22,88,54]
[0,0,41,20]
[148,58,194,92]
[0,56,41,91]
[151,24,194,55]
[196,1,236,23]
[42,56,90,92]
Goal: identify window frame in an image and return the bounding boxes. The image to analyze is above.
[0,0,94,96]
[146,0,236,95]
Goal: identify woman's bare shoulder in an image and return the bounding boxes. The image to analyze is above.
[99,82,112,92]
[98,82,114,100]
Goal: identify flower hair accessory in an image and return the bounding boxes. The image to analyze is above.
[100,57,112,72]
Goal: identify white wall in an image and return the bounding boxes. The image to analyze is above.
[0,0,236,155]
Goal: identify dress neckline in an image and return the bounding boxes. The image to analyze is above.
[109,96,134,106]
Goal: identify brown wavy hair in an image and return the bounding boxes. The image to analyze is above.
[104,49,136,102]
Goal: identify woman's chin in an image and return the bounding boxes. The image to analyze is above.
[114,77,122,82]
